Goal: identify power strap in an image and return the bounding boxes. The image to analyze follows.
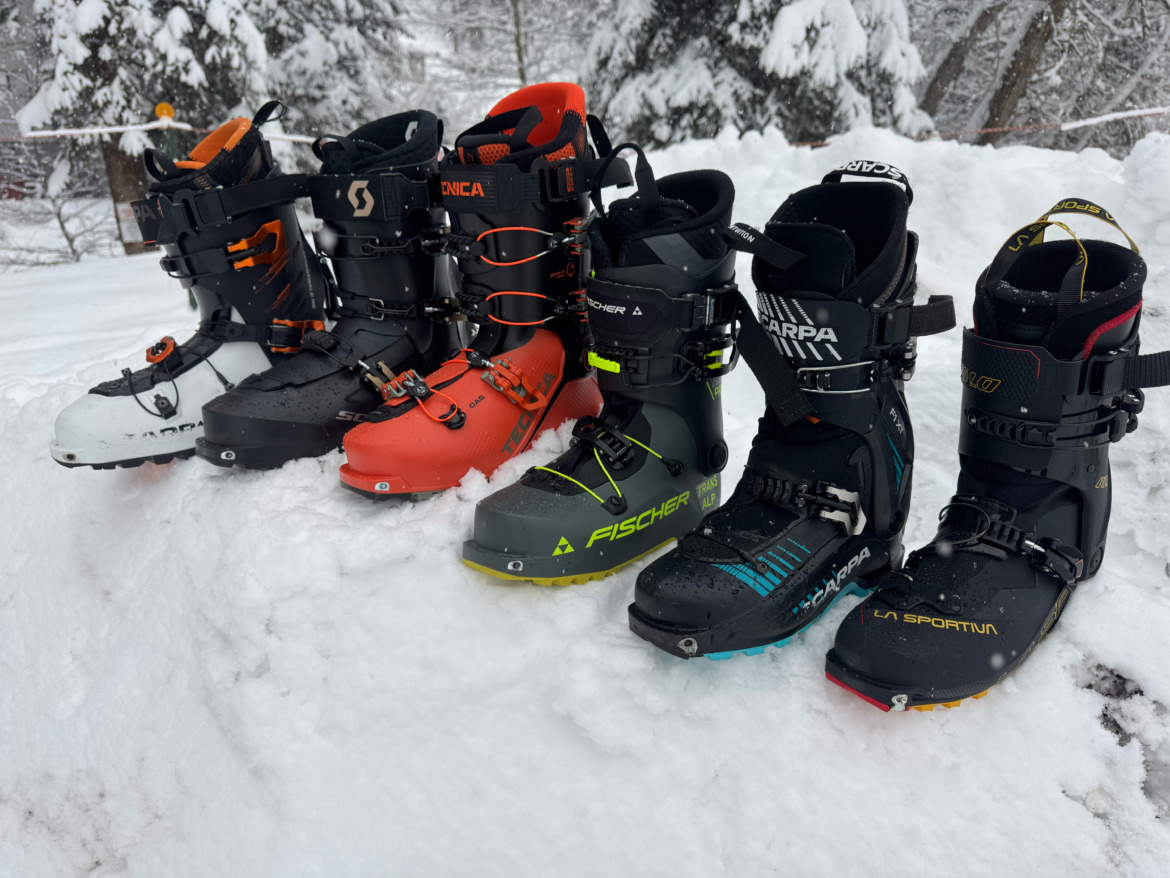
[723,223,804,270]
[308,172,435,223]
[133,175,311,244]
[732,289,812,425]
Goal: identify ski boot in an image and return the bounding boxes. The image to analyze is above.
[195,110,462,469]
[827,199,1170,711]
[628,162,956,659]
[50,102,329,469]
[462,152,739,584]
[338,82,627,499]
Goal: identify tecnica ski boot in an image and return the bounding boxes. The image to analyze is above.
[50,102,328,469]
[338,83,627,499]
[628,162,956,659]
[827,199,1170,711]
[195,110,462,469]
[462,152,739,584]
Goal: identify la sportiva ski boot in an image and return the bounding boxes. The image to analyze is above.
[462,152,739,585]
[50,102,328,469]
[827,199,1170,711]
[195,110,462,469]
[628,162,956,659]
[338,82,627,499]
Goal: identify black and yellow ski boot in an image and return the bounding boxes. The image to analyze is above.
[462,149,740,584]
[628,162,955,658]
[827,199,1170,711]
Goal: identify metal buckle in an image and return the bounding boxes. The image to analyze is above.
[813,483,867,536]
[795,361,876,394]
[481,357,546,411]
[1022,536,1084,584]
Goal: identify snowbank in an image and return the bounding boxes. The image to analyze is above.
[2,127,1169,876]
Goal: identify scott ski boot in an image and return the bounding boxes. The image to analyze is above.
[629,162,956,659]
[50,101,328,469]
[338,83,628,499]
[462,152,738,584]
[195,110,462,469]
[827,199,1170,711]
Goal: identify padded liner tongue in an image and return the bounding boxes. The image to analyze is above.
[318,111,440,174]
[146,120,269,195]
[753,224,856,298]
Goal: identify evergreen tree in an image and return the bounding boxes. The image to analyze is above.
[586,0,929,146]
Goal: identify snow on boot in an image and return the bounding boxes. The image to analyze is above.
[628,163,956,659]
[338,82,628,499]
[827,199,1170,711]
[462,151,739,584]
[195,110,463,469]
[50,102,329,469]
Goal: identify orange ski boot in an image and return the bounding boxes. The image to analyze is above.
[339,82,628,499]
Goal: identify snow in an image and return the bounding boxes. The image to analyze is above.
[4,128,1170,876]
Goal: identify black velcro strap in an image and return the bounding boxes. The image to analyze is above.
[309,172,434,223]
[734,290,811,426]
[134,174,311,244]
[159,246,233,279]
[198,320,303,349]
[723,223,805,270]
[1126,350,1170,388]
[878,295,955,343]
[821,160,913,204]
[439,163,543,213]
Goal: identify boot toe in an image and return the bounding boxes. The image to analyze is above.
[634,551,763,631]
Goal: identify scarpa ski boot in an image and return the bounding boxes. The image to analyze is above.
[628,162,956,659]
[338,82,628,499]
[462,152,739,584]
[827,198,1170,711]
[50,101,329,469]
[195,110,462,468]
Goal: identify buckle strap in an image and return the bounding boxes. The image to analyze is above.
[745,470,867,535]
[197,318,324,353]
[480,357,547,411]
[133,175,311,245]
[308,172,436,223]
[937,496,1084,585]
[334,290,463,324]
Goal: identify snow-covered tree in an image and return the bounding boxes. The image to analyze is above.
[586,0,930,147]
[908,0,1170,156]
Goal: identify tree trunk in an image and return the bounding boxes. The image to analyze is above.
[921,1,1006,117]
[978,0,1072,145]
[509,0,527,86]
[99,137,152,256]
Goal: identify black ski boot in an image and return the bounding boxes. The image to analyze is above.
[50,101,329,469]
[827,199,1170,711]
[195,110,462,468]
[462,151,739,584]
[628,163,955,659]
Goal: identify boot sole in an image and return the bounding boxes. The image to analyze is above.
[824,650,992,712]
[194,436,341,470]
[462,539,676,586]
[51,448,197,470]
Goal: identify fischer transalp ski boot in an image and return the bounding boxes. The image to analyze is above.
[462,150,739,584]
[338,82,628,499]
[50,101,328,469]
[827,199,1170,711]
[628,162,956,659]
[195,110,462,469]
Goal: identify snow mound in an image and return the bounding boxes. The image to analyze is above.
[3,128,1170,876]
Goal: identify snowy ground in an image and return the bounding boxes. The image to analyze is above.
[3,128,1170,877]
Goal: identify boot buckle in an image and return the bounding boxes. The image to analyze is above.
[269,319,327,354]
[1023,537,1084,584]
[481,357,547,411]
[813,483,867,536]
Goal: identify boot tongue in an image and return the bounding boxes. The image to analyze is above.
[752,224,856,300]
[317,111,440,174]
[596,195,700,268]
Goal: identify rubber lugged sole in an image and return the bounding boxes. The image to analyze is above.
[51,448,197,470]
[462,539,676,586]
[824,650,994,712]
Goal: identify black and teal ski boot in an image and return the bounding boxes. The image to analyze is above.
[827,199,1170,711]
[462,150,740,584]
[195,110,463,469]
[628,162,956,659]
